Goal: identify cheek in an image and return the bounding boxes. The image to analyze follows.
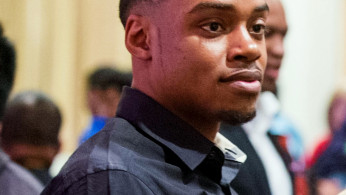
[192,36,227,59]
[179,45,224,89]
[265,36,278,54]
[259,44,267,70]
[265,38,273,53]
[179,36,227,70]
[160,40,223,99]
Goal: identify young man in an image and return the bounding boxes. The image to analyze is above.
[43,0,268,194]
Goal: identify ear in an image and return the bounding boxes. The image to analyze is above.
[125,15,152,60]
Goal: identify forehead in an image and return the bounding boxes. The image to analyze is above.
[266,0,287,30]
[160,0,268,16]
[266,0,285,18]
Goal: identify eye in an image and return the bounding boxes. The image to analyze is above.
[251,24,266,35]
[202,22,224,33]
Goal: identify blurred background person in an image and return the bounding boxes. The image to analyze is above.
[0,24,43,194]
[1,91,62,186]
[220,0,306,194]
[261,1,305,165]
[307,89,346,195]
[311,118,346,195]
[306,90,346,169]
[79,66,132,144]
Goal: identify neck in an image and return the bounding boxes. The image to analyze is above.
[171,108,221,142]
[193,121,220,142]
[4,144,58,169]
[132,83,220,142]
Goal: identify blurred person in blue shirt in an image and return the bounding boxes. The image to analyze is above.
[79,66,132,144]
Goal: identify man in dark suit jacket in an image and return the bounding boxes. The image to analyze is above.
[220,0,296,194]
[220,125,271,194]
[220,123,294,194]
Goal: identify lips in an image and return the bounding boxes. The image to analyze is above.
[220,70,262,94]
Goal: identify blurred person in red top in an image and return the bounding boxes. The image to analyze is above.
[306,89,346,194]
[306,90,346,168]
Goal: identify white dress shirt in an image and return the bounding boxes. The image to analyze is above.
[242,92,293,195]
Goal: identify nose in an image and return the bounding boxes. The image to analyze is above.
[227,26,261,64]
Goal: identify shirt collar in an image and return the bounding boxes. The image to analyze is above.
[116,87,214,170]
[116,87,246,170]
[214,133,247,163]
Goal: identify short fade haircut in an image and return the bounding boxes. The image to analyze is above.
[1,91,62,147]
[119,0,136,27]
[0,24,16,120]
[119,0,160,27]
[87,66,132,93]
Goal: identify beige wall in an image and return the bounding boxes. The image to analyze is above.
[0,0,131,153]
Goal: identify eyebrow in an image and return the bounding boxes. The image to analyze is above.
[253,4,269,13]
[188,2,235,14]
[188,2,269,14]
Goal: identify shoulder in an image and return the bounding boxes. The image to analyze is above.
[0,156,43,194]
[43,117,161,194]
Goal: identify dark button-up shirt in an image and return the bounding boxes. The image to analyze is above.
[42,87,246,195]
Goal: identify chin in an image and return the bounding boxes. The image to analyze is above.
[218,109,256,126]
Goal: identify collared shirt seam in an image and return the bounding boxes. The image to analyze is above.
[62,169,156,195]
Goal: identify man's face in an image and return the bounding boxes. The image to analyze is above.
[262,0,288,93]
[148,0,268,126]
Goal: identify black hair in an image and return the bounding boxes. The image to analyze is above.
[0,23,16,120]
[119,0,159,27]
[87,66,132,93]
[1,91,62,147]
[119,0,135,27]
